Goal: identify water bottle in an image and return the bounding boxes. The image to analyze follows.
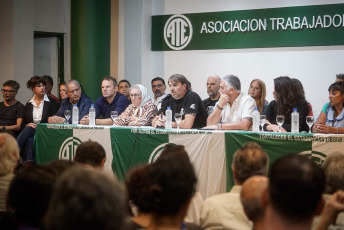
[291,108,299,133]
[72,104,79,125]
[165,106,172,129]
[89,104,96,126]
[252,107,260,132]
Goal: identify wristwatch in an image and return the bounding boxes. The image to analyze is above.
[1,126,6,130]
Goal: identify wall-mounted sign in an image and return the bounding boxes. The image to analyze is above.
[151,4,344,51]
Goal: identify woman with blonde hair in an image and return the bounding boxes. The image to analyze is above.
[248,79,268,115]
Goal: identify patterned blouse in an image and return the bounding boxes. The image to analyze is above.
[113,101,157,126]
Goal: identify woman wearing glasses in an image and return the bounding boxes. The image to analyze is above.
[114,84,157,126]
[16,76,59,167]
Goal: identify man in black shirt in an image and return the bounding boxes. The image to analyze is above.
[152,74,207,129]
[203,75,221,116]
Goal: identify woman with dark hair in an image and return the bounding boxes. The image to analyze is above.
[313,82,344,133]
[59,81,68,100]
[291,78,313,116]
[16,76,59,166]
[264,76,310,132]
[248,79,268,115]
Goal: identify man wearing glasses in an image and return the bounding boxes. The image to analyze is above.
[151,77,167,111]
[0,80,25,137]
[48,79,92,124]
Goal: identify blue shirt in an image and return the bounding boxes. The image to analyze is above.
[56,93,92,123]
[94,92,130,119]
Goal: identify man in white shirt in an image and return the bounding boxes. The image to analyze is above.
[206,75,256,130]
[151,77,167,111]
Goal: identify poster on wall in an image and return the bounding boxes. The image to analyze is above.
[151,4,344,51]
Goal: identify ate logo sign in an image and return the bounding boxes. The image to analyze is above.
[164,15,193,50]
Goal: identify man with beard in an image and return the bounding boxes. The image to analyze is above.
[151,77,167,111]
[203,75,221,116]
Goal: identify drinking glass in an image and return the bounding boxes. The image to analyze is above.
[306,116,314,133]
[111,111,118,121]
[259,115,266,132]
[276,115,285,133]
[64,110,71,124]
[174,113,182,129]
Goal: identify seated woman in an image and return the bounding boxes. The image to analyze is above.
[264,76,310,132]
[16,76,59,166]
[114,84,157,126]
[312,82,344,133]
[248,79,268,115]
[291,78,313,116]
[59,81,68,100]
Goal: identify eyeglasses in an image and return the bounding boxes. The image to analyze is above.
[152,84,163,89]
[130,94,141,98]
[1,89,17,93]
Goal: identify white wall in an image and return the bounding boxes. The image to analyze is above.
[125,0,344,118]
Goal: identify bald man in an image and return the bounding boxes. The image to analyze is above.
[241,176,268,230]
[203,75,221,116]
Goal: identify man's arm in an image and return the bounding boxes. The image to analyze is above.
[178,114,196,129]
[207,94,228,126]
[0,118,23,131]
[96,118,113,125]
[221,118,252,130]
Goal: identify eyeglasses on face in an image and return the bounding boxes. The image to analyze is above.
[130,94,141,98]
[1,89,16,93]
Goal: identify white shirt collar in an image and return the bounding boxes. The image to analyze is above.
[29,94,50,105]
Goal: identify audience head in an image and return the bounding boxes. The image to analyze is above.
[232,142,269,185]
[336,73,344,82]
[42,75,54,94]
[101,76,118,99]
[2,80,20,102]
[151,77,166,99]
[268,154,325,223]
[74,140,106,169]
[66,79,82,104]
[47,166,126,230]
[118,79,131,98]
[59,82,68,100]
[241,175,268,223]
[130,84,151,108]
[7,165,56,228]
[0,133,19,174]
[248,79,266,113]
[322,153,344,194]
[168,74,190,99]
[206,74,221,99]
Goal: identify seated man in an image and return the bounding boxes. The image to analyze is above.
[262,154,325,230]
[151,77,167,111]
[80,76,130,125]
[0,80,25,137]
[152,74,208,129]
[42,75,60,103]
[206,75,256,130]
[118,79,131,101]
[74,140,106,170]
[200,142,269,230]
[203,74,221,116]
[48,79,92,124]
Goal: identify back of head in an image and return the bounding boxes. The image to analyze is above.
[74,140,106,168]
[273,76,296,116]
[7,165,56,228]
[232,142,269,184]
[269,154,325,223]
[0,133,19,174]
[241,176,268,222]
[322,153,344,194]
[158,143,190,163]
[47,166,125,230]
[223,74,241,91]
[291,78,306,101]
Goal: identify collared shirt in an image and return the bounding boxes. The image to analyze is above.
[94,92,130,119]
[326,105,344,127]
[152,94,167,111]
[219,92,256,123]
[56,93,92,123]
[29,94,50,124]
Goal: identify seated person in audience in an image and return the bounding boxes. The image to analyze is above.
[80,76,130,125]
[203,75,221,116]
[262,154,325,230]
[17,76,59,166]
[248,79,269,115]
[152,74,208,129]
[48,79,92,124]
[59,81,68,100]
[74,140,106,170]
[118,79,131,101]
[114,84,157,126]
[126,148,198,230]
[0,133,19,212]
[240,176,268,230]
[151,77,167,111]
[42,75,60,103]
[200,142,269,230]
[206,75,256,130]
[313,82,344,133]
[47,166,126,230]
[0,80,25,137]
[291,78,313,116]
[264,76,310,132]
